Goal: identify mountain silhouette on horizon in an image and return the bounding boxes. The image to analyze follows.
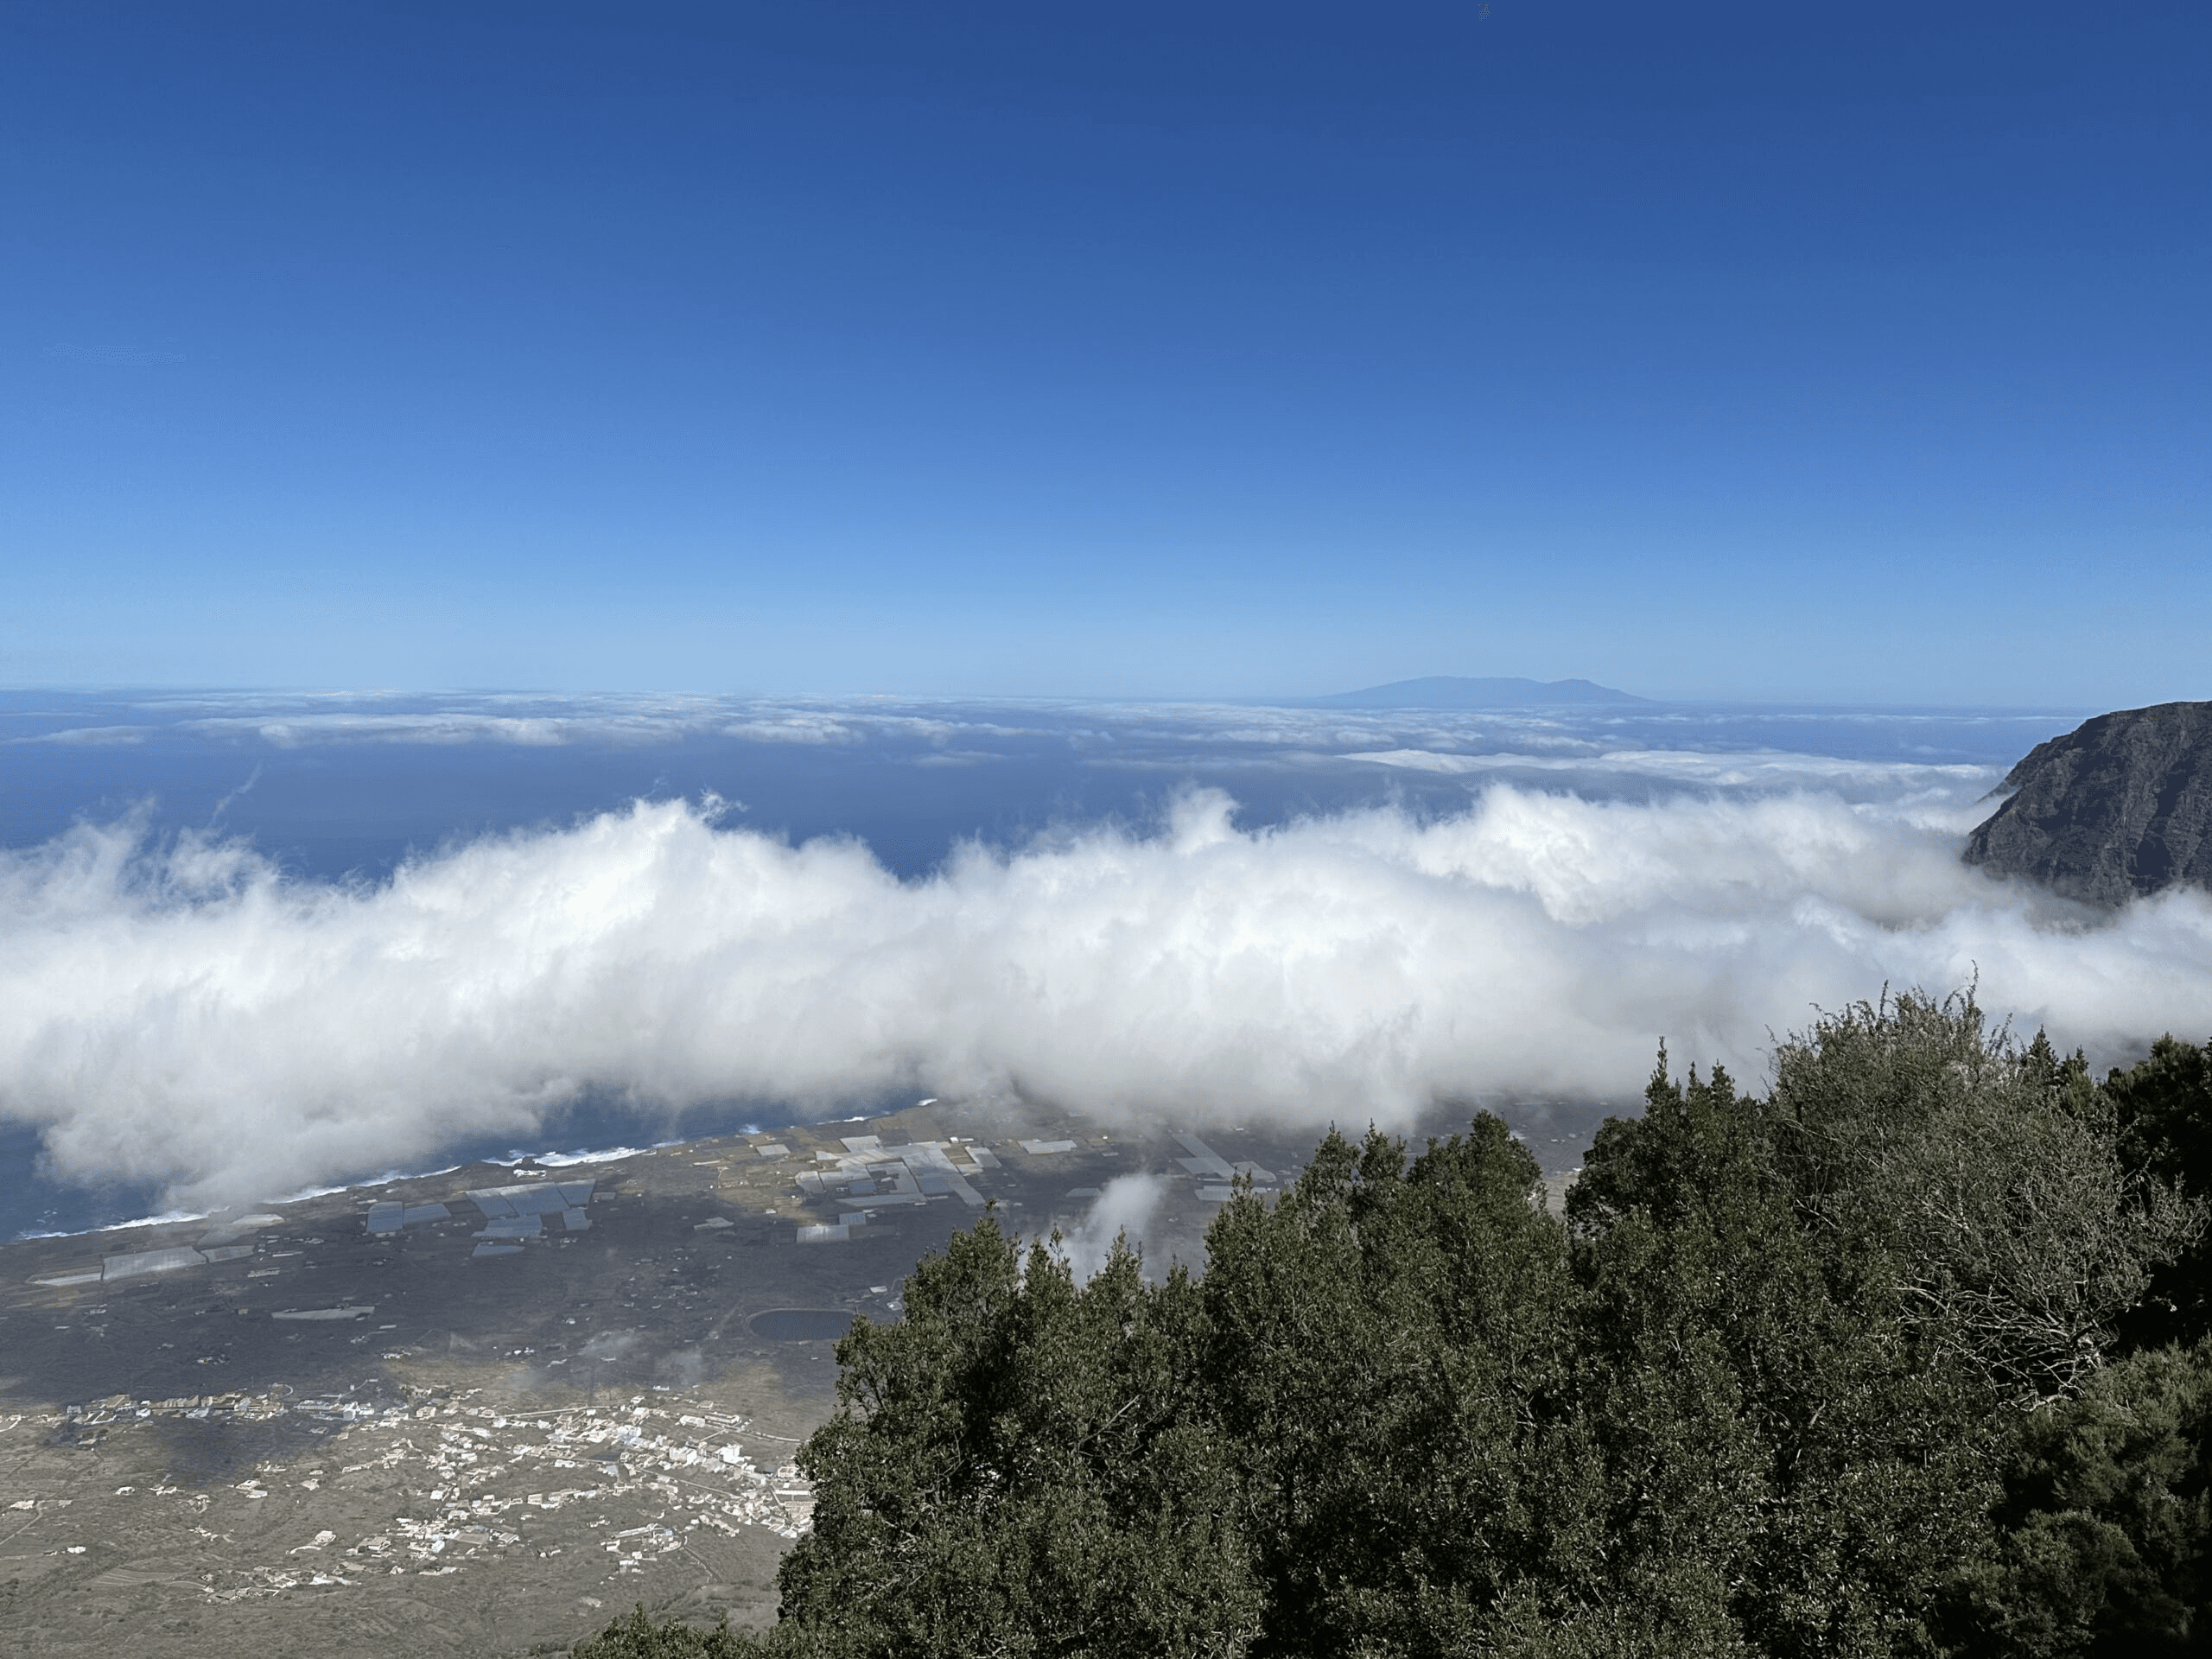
[1309,676,1651,709]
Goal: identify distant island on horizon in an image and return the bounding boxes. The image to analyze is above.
[1306,676,1653,709]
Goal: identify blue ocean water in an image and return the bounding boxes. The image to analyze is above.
[0,689,2088,1236]
[0,690,2077,878]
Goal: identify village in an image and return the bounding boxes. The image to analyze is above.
[33,1381,814,1603]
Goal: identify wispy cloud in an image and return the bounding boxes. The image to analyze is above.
[1341,747,1999,794]
[5,694,2079,791]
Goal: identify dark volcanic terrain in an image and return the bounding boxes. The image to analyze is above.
[1965,700,2212,906]
[0,1099,1605,1657]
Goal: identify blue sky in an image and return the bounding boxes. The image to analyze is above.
[3,1,2204,704]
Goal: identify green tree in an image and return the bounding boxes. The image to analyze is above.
[1572,1052,1999,1656]
[568,988,2207,1659]
[569,1605,754,1657]
[1198,1115,1589,1655]
[1562,995,2200,1653]
[1967,1338,2212,1656]
[774,1215,1259,1657]
[1764,997,2196,1406]
[2105,1035,2212,1349]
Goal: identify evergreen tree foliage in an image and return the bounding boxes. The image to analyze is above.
[1198,1116,1583,1654]
[569,1605,754,1657]
[1969,1338,2212,1656]
[2104,1035,2212,1349]
[776,1223,1257,1656]
[568,991,2210,1657]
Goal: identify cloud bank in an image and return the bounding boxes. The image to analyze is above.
[2,784,2207,1210]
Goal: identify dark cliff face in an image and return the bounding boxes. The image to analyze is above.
[1964,702,2212,906]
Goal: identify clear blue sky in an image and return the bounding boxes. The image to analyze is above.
[3,2,2204,704]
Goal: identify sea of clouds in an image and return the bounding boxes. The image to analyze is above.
[3,755,2209,1212]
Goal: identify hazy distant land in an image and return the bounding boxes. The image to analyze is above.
[1305,674,1654,708]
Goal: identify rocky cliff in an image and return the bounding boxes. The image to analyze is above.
[1964,702,2212,906]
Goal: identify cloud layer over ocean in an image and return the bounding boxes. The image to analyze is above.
[3,773,2207,1210]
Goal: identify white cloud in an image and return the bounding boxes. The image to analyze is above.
[1040,1174,1167,1283]
[0,782,2204,1211]
[10,696,981,752]
[1340,747,1997,794]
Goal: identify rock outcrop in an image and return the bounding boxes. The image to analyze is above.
[1965,702,2212,906]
